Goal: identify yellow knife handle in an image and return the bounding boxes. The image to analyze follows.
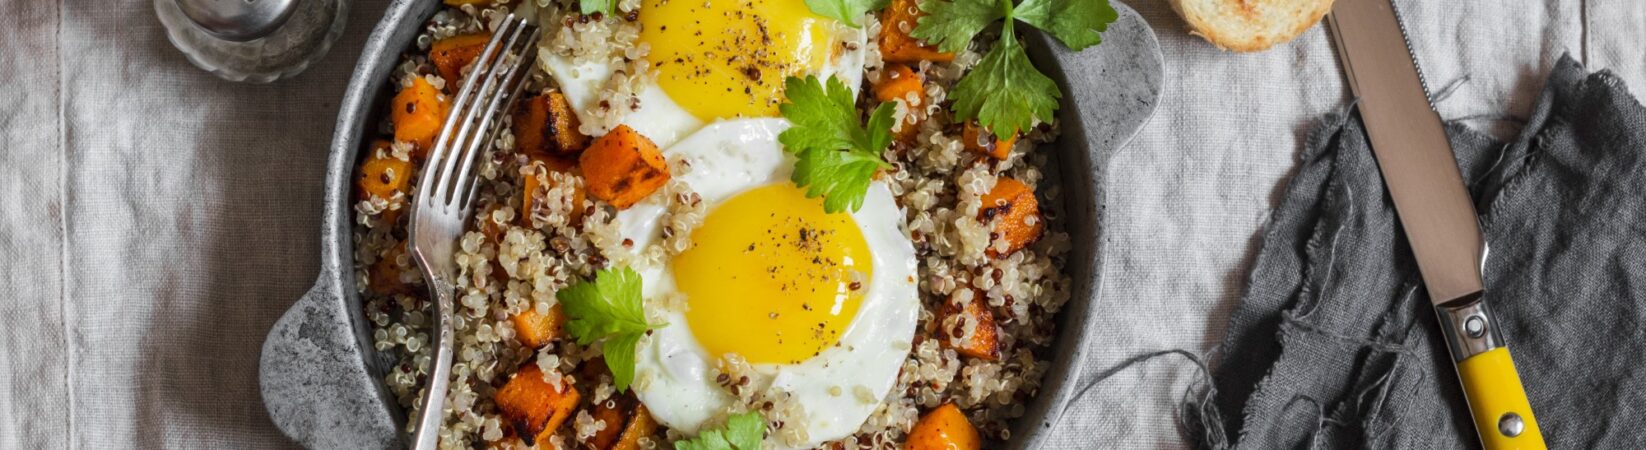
[1438,297,1546,449]
[1456,346,1545,449]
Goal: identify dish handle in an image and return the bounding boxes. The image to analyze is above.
[260,275,402,449]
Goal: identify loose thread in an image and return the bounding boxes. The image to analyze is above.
[1053,349,1229,449]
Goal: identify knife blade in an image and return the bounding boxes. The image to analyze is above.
[1325,0,1546,448]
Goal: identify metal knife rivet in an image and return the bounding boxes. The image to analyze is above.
[1465,315,1486,338]
[1498,412,1525,437]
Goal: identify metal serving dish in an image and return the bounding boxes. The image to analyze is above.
[259,1,1161,447]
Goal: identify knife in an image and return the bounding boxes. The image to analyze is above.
[1324,1,1546,448]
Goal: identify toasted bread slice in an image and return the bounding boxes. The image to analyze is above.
[1170,0,1334,52]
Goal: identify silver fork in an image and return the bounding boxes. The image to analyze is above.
[406,14,540,450]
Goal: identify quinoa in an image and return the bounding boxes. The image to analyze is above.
[351,3,1072,449]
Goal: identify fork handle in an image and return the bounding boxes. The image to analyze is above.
[410,275,457,450]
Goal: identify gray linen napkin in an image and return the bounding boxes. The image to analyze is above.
[1197,55,1646,448]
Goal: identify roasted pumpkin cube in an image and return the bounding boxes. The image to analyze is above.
[579,125,669,209]
[430,33,491,88]
[962,121,1018,161]
[875,64,926,105]
[516,92,590,157]
[875,64,927,142]
[392,77,449,156]
[978,177,1043,258]
[612,403,657,450]
[880,0,955,63]
[368,242,415,296]
[905,403,980,450]
[582,393,630,450]
[942,291,1000,360]
[512,303,566,349]
[496,363,581,447]
[356,140,412,200]
[521,154,586,227]
[579,392,658,450]
[356,140,414,224]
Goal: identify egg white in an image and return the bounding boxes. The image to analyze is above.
[538,18,867,149]
[613,119,918,447]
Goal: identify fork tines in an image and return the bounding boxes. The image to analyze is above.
[417,14,541,215]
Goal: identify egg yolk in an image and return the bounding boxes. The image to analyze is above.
[672,184,873,365]
[639,0,832,121]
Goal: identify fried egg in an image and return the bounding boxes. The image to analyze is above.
[614,119,918,447]
[540,0,867,148]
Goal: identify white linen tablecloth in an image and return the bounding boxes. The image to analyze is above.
[1,0,1640,448]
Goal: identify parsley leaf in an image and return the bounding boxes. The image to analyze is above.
[911,0,1116,135]
[778,75,895,213]
[950,26,1060,136]
[602,332,642,388]
[579,0,616,16]
[556,267,661,392]
[911,0,1004,53]
[559,267,649,341]
[1014,0,1117,50]
[791,145,886,213]
[778,76,860,154]
[804,0,889,27]
[720,412,766,449]
[864,97,898,154]
[673,412,766,450]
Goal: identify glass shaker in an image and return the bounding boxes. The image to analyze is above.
[155,0,350,83]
